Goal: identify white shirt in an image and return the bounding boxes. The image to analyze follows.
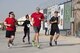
[45,22,48,28]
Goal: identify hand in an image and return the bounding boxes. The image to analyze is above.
[54,20,57,23]
[50,20,57,24]
[7,24,11,27]
[39,18,41,20]
[48,21,50,25]
[31,21,34,26]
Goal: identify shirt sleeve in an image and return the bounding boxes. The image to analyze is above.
[49,17,53,22]
[41,14,44,20]
[4,18,8,23]
[22,21,26,26]
[15,19,17,22]
[31,13,34,18]
[14,19,18,24]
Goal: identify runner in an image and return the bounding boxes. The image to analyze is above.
[4,11,17,48]
[49,11,60,46]
[22,14,30,44]
[31,7,44,48]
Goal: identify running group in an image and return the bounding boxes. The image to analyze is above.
[4,7,60,48]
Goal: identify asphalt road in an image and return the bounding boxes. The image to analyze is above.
[0,29,80,53]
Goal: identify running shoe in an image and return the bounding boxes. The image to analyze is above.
[54,40,57,45]
[49,42,52,46]
[32,40,35,47]
[36,43,40,48]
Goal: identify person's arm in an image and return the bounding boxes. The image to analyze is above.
[4,22,11,27]
[31,14,34,26]
[15,19,18,25]
[50,20,57,24]
[49,18,57,24]
[29,21,32,26]
[22,21,25,26]
[39,14,44,21]
[58,17,60,24]
[4,19,11,27]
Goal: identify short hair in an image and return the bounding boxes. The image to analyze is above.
[54,11,59,13]
[9,11,14,14]
[36,7,40,10]
[25,14,29,19]
[9,11,14,17]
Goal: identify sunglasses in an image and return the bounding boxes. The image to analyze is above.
[10,14,14,15]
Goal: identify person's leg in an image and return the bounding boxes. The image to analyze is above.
[45,28,47,35]
[49,29,55,46]
[54,29,60,45]
[32,27,37,46]
[32,26,40,48]
[33,34,36,41]
[54,34,59,41]
[36,27,41,48]
[23,30,27,42]
[46,28,48,35]
[35,32,40,48]
[49,35,53,46]
[7,37,13,48]
[27,29,30,44]
[33,32,39,44]
[48,29,49,35]
[45,28,46,35]
[50,35,53,43]
[10,31,15,45]
[54,34,59,45]
[33,27,40,41]
[6,38,11,47]
[32,33,39,47]
[35,33,39,43]
[32,27,36,41]
[11,35,15,44]
[11,32,15,45]
[6,31,12,47]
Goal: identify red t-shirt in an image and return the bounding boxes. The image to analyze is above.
[31,12,44,27]
[5,17,16,31]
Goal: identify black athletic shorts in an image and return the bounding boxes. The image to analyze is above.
[50,28,60,36]
[6,30,15,38]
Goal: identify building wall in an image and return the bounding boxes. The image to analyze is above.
[72,0,80,35]
[64,2,72,29]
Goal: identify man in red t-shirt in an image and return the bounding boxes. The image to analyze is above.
[31,7,44,48]
[4,11,17,48]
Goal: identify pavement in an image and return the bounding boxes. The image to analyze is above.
[0,27,80,53]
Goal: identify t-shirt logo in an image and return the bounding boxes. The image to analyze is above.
[27,24,30,28]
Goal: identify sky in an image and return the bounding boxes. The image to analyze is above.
[0,0,70,22]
